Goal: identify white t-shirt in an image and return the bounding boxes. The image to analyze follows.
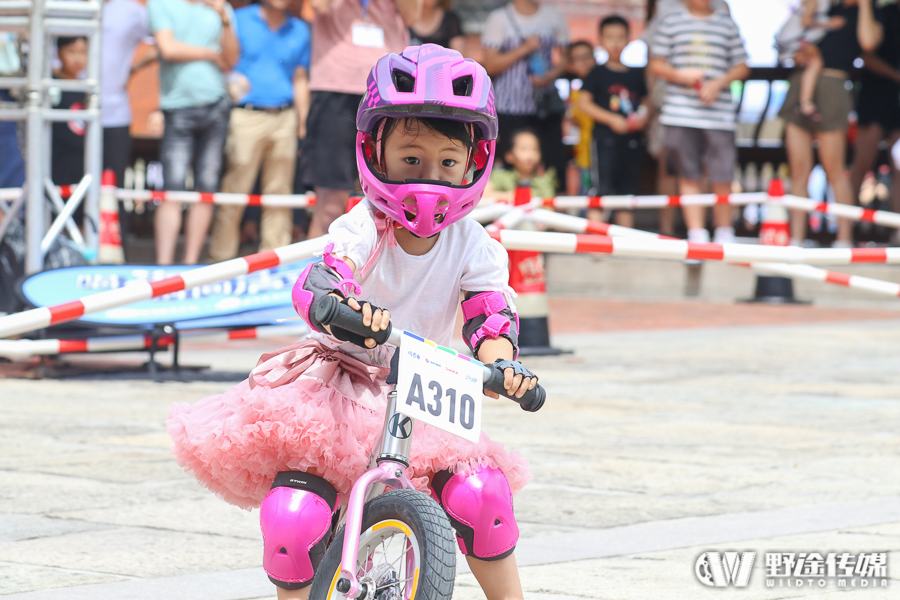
[481,3,569,115]
[316,199,515,361]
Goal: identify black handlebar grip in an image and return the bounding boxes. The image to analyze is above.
[314,295,393,346]
[483,364,546,412]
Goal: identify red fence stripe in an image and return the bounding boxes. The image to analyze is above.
[151,190,166,202]
[585,221,610,235]
[861,209,876,223]
[588,197,602,209]
[715,194,730,204]
[850,248,888,263]
[825,271,852,286]
[150,277,186,297]
[574,235,614,254]
[58,340,88,353]
[228,328,257,340]
[685,243,725,261]
[244,250,281,273]
[247,195,262,206]
[815,202,829,213]
[199,193,215,204]
[668,195,681,207]
[49,301,85,324]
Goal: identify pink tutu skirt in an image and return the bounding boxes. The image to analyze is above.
[167,339,531,509]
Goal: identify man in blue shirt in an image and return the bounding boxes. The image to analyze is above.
[208,0,311,261]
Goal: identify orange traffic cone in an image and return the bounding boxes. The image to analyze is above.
[98,169,125,264]
[746,179,803,303]
[507,185,567,355]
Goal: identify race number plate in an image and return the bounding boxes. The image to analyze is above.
[396,332,483,443]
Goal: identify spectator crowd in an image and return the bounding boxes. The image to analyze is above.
[1,0,899,265]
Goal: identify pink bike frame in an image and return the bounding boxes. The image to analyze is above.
[338,460,415,597]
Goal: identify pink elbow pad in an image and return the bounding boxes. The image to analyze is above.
[291,242,361,332]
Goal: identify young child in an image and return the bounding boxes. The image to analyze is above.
[485,128,557,202]
[52,37,88,192]
[566,41,598,194]
[578,15,648,228]
[167,45,539,600]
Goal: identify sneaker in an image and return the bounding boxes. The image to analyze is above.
[713,226,736,245]
[687,228,710,244]
[831,239,853,249]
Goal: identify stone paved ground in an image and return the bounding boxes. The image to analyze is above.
[1,299,899,599]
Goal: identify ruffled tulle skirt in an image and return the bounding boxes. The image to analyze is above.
[167,339,531,509]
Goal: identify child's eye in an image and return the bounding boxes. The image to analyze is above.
[404,157,420,165]
[442,159,457,168]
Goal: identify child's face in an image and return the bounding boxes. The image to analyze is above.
[599,24,629,62]
[505,132,541,176]
[58,39,88,77]
[382,119,469,185]
[568,44,596,79]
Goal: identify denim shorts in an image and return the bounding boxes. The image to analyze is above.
[160,96,232,193]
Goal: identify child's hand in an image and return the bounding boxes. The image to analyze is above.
[827,16,846,30]
[345,297,391,348]
[677,68,705,88]
[699,78,725,105]
[609,114,631,135]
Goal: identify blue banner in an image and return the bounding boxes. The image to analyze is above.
[20,261,314,327]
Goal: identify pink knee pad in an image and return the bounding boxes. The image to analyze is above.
[431,466,519,561]
[260,472,337,590]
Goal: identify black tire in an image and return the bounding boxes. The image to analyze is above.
[310,489,456,599]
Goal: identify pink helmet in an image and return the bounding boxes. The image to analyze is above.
[356,44,497,238]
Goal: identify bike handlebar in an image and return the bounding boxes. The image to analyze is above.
[314,295,545,412]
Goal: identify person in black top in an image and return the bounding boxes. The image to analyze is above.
[779,0,883,247]
[51,37,88,194]
[408,0,464,52]
[850,0,900,215]
[577,15,648,228]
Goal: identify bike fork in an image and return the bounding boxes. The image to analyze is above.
[337,387,416,598]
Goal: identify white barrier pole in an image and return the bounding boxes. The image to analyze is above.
[0,235,329,339]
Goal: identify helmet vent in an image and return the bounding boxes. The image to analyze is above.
[392,70,416,93]
[452,75,474,97]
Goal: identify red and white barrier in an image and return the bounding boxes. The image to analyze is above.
[0,236,328,340]
[0,323,308,359]
[112,187,316,208]
[524,209,900,299]
[491,228,900,266]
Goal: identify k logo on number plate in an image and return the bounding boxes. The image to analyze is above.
[396,332,483,443]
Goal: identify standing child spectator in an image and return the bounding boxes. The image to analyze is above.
[51,37,89,193]
[566,41,597,195]
[208,0,311,261]
[149,0,239,265]
[650,0,750,244]
[485,128,557,202]
[408,0,464,51]
[578,16,648,228]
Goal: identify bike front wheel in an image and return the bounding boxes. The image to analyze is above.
[310,489,456,599]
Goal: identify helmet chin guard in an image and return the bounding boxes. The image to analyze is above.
[356,44,498,237]
[356,131,495,238]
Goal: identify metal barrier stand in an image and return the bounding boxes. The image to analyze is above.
[0,0,103,273]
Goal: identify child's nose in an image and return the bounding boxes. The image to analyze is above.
[422,160,443,181]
